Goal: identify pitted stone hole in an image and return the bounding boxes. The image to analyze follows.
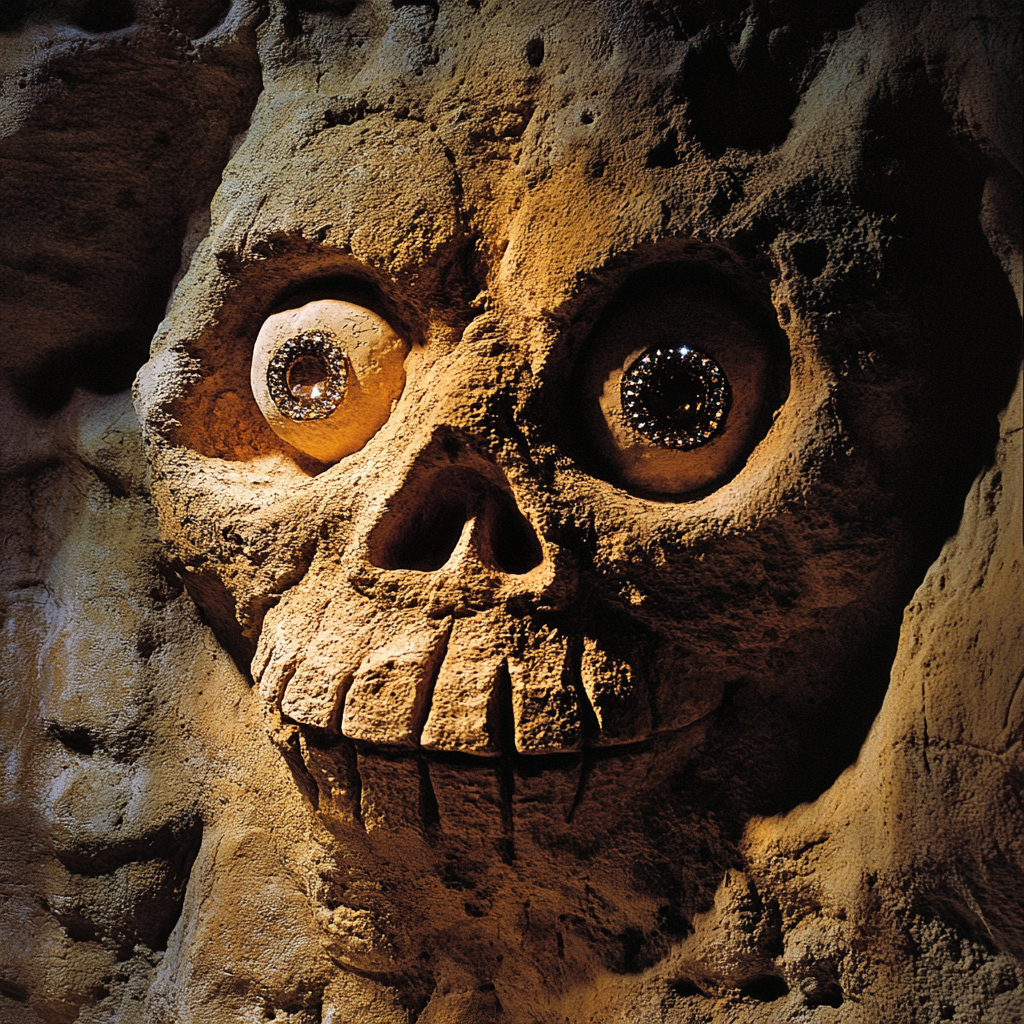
[671,979,704,999]
[74,0,134,32]
[2,1,133,33]
[298,0,358,14]
[800,977,844,1008]
[486,494,543,575]
[0,978,28,1003]
[46,722,96,756]
[374,490,469,571]
[740,975,789,1002]
[791,239,829,279]
[525,37,544,67]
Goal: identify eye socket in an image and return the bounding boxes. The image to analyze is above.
[574,273,778,497]
[251,299,406,463]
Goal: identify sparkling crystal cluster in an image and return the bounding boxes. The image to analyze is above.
[266,331,348,420]
[620,344,730,449]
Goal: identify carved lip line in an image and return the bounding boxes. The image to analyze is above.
[295,714,717,841]
[345,716,713,762]
[271,606,724,757]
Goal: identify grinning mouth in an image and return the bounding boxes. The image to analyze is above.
[258,605,726,851]
[290,716,709,858]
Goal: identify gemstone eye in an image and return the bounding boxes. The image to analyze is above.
[573,271,778,497]
[620,345,730,449]
[266,331,348,421]
[251,299,407,464]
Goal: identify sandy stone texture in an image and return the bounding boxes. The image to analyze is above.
[1,1,1020,1022]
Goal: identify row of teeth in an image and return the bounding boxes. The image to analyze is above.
[259,621,680,757]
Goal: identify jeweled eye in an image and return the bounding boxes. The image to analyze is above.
[574,270,780,497]
[266,332,348,420]
[620,345,731,449]
[251,299,406,463]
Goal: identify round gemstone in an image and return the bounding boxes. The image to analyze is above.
[266,331,348,420]
[620,345,730,449]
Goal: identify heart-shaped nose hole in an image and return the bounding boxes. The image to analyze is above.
[368,470,543,575]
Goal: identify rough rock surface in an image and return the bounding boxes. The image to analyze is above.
[0,2,1020,1022]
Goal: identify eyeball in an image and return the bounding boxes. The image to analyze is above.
[575,273,778,496]
[251,299,406,463]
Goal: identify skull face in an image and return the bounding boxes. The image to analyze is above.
[136,0,1018,989]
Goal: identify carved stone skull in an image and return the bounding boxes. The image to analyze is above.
[133,0,1019,1014]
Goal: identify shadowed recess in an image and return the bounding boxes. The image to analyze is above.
[15,328,154,415]
[0,0,135,33]
[741,975,789,1001]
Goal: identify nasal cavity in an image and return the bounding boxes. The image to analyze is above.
[484,493,544,574]
[369,472,543,575]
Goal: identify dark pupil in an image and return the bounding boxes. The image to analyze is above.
[287,354,330,397]
[635,362,707,433]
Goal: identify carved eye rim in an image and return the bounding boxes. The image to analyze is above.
[262,273,420,346]
[560,260,790,501]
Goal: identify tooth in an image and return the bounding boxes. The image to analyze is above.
[254,643,296,707]
[427,760,505,841]
[280,648,355,730]
[579,637,652,745]
[514,756,583,833]
[272,596,369,729]
[420,616,503,756]
[507,630,583,754]
[253,602,300,705]
[341,626,448,747]
[356,749,425,831]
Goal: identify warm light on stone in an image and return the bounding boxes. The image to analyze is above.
[1,2,1020,1022]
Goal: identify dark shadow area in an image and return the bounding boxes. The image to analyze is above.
[859,85,1022,574]
[297,0,358,13]
[740,975,789,1001]
[681,33,799,156]
[44,721,96,756]
[674,2,861,158]
[47,815,202,956]
[16,324,157,415]
[71,0,134,32]
[805,979,845,1008]
[723,89,1019,817]
[525,37,544,67]
[0,0,134,33]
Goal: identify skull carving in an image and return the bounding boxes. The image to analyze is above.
[134,1,1019,1008]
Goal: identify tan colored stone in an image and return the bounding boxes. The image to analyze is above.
[508,631,584,755]
[420,614,506,756]
[580,636,652,745]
